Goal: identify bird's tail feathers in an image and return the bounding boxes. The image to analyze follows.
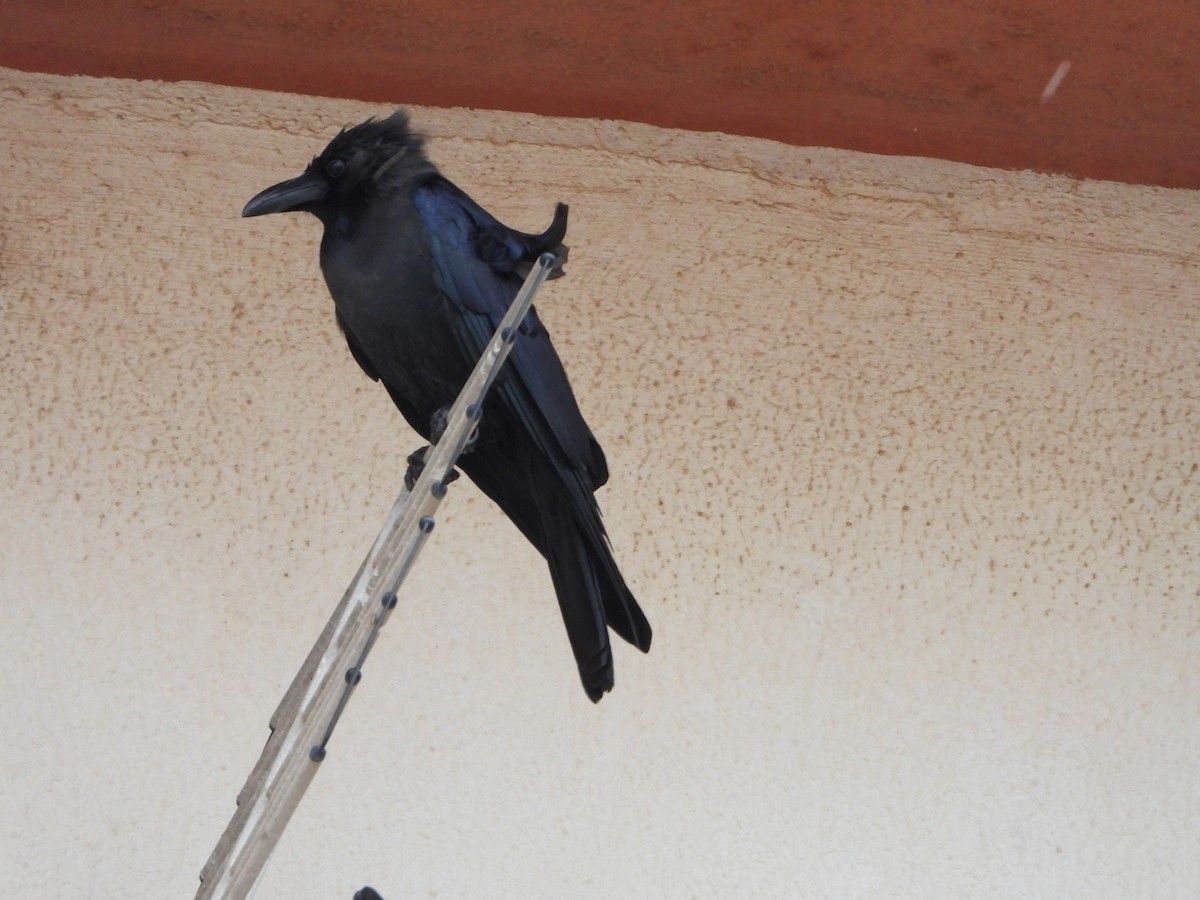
[461,448,650,701]
[541,503,614,702]
[561,469,652,654]
[540,472,651,701]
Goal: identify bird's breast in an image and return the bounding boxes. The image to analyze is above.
[319,206,472,420]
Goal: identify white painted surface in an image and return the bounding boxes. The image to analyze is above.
[0,68,1197,898]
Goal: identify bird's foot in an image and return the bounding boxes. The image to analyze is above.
[429,405,481,452]
[405,406,481,491]
[404,446,460,492]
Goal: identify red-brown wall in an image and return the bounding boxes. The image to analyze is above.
[2,0,1197,188]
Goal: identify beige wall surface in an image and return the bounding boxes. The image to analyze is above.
[1,67,1197,898]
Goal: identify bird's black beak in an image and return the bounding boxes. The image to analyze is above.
[242,171,328,217]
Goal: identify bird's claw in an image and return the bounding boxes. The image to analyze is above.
[404,446,426,491]
[404,445,459,492]
[406,404,480,491]
[429,405,481,451]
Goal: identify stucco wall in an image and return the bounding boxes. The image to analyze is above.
[1,68,1197,898]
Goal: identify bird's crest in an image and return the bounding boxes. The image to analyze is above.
[311,110,432,189]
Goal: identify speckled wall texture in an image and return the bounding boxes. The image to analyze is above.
[1,68,1197,898]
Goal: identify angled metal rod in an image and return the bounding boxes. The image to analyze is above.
[196,253,559,900]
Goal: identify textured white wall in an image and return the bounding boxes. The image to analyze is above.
[1,67,1197,899]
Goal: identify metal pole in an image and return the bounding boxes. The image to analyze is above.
[196,254,559,899]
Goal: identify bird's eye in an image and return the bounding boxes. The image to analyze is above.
[326,159,346,178]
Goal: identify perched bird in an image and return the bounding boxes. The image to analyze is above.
[243,110,650,701]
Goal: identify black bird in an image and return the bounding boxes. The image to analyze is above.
[243,111,650,701]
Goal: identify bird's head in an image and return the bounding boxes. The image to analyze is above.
[242,110,433,223]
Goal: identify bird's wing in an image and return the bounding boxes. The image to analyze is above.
[411,175,607,486]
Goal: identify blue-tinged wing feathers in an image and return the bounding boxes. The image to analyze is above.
[411,176,607,487]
